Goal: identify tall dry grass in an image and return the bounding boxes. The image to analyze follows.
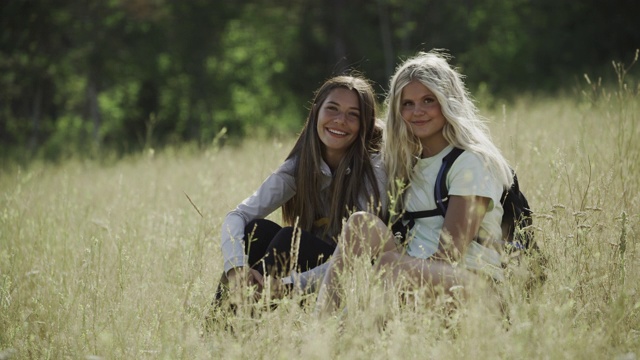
[1,66,639,359]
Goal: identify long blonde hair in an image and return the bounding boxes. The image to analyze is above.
[383,50,513,214]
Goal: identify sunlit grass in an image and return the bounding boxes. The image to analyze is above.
[1,77,639,358]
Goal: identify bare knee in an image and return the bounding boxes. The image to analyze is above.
[377,251,400,268]
[345,211,378,230]
[341,211,376,248]
[341,211,387,257]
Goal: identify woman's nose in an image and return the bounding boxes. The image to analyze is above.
[413,104,426,115]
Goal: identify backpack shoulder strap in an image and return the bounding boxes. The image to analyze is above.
[435,147,465,213]
[401,147,465,228]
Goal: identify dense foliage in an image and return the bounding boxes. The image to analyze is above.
[1,0,638,160]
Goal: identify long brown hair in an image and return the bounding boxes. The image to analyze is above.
[282,75,382,240]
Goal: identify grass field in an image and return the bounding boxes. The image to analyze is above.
[1,80,639,359]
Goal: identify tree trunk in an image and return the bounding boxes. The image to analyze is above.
[28,83,43,154]
[331,0,347,74]
[377,0,395,80]
[86,72,102,149]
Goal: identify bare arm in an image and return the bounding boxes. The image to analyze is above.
[435,195,489,261]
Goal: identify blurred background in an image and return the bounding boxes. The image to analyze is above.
[1,0,638,161]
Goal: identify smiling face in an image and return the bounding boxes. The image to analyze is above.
[316,87,361,168]
[400,80,448,157]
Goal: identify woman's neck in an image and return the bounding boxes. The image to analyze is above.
[323,149,343,172]
[420,137,450,158]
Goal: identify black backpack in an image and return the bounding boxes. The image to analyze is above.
[393,147,537,253]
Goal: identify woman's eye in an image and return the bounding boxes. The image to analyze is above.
[424,97,436,104]
[402,101,413,108]
[348,112,359,119]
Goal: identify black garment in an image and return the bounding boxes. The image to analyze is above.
[209,219,336,319]
[244,219,336,277]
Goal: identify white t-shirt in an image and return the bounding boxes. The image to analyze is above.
[403,145,505,280]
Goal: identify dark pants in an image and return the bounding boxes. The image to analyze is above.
[211,219,336,310]
[244,219,336,276]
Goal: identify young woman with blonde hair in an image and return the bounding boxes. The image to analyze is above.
[316,50,513,316]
